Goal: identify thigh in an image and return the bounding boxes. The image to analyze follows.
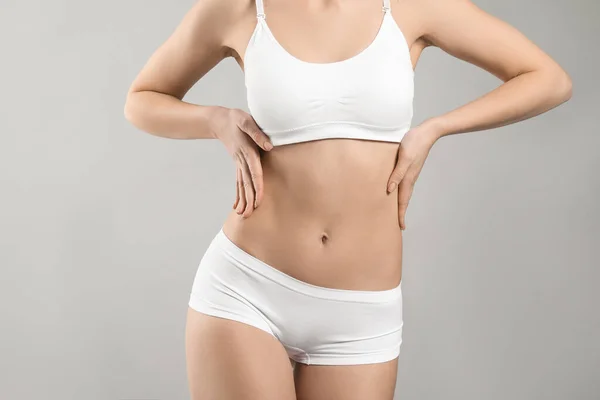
[185,307,297,400]
[293,358,399,400]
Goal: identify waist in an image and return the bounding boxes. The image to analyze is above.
[222,138,404,291]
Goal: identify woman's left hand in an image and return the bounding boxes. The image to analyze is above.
[387,121,442,230]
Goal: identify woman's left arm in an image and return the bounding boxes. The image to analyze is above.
[387,0,573,230]
[417,0,572,136]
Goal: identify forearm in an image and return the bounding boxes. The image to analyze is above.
[425,68,573,139]
[124,90,225,140]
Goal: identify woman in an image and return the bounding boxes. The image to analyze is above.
[124,0,572,398]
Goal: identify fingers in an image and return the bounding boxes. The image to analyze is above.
[387,150,412,193]
[233,166,241,210]
[388,144,415,229]
[397,177,415,230]
[238,112,273,152]
[234,162,246,214]
[233,144,264,218]
[241,145,265,209]
[228,110,269,218]
[235,153,256,218]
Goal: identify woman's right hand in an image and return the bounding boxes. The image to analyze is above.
[211,107,274,218]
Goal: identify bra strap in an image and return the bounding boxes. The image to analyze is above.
[256,0,265,19]
[383,0,391,12]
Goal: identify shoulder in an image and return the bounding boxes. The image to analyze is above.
[408,0,473,11]
[389,0,475,47]
[405,0,491,46]
[407,0,479,25]
[185,0,254,27]
[177,0,256,51]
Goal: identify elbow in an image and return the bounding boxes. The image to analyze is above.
[123,101,131,122]
[559,71,573,102]
[124,90,149,132]
[548,67,573,105]
[123,91,137,124]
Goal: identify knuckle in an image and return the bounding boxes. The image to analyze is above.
[238,120,250,135]
[246,130,258,142]
[240,116,256,133]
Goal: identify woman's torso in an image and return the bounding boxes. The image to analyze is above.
[223,139,403,291]
[222,0,421,291]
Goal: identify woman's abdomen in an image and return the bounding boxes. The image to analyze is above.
[222,138,404,291]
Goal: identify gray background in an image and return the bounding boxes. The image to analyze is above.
[1,0,598,399]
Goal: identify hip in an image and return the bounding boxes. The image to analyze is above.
[189,228,403,365]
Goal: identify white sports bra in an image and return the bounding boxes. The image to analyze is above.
[244,0,414,147]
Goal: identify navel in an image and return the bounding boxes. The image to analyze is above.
[320,231,330,246]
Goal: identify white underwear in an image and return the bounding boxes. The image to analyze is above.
[188,228,404,366]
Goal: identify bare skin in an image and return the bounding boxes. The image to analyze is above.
[185,309,297,400]
[124,0,572,399]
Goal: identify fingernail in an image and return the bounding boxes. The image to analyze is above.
[388,182,397,192]
[254,200,258,208]
[265,142,273,151]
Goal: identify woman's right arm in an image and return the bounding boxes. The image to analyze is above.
[124,0,273,217]
[123,0,238,139]
[123,0,231,139]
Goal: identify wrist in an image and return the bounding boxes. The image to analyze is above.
[415,117,447,145]
[206,106,230,139]
[421,116,448,141]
